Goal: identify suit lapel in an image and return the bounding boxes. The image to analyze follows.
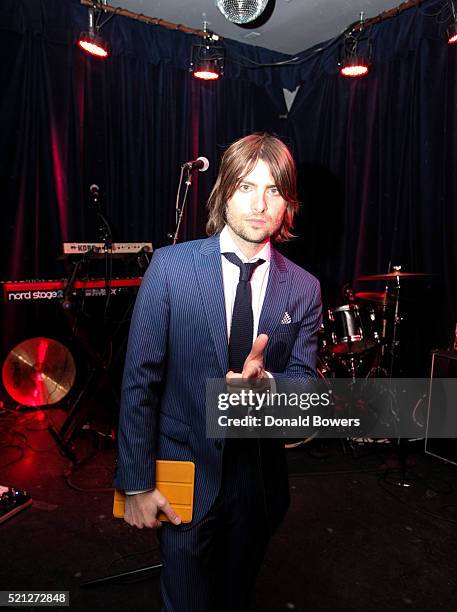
[193,234,228,374]
[258,247,291,338]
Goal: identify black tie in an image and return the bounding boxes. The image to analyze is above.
[223,252,265,373]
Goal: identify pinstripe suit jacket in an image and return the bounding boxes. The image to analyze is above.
[113,232,321,529]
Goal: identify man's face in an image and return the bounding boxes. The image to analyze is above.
[225,159,287,248]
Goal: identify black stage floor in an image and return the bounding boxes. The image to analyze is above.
[1,403,457,612]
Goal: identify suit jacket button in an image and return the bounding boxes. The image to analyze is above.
[214,440,222,450]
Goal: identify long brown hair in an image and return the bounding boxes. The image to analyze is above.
[206,133,299,242]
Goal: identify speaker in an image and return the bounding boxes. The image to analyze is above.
[424,349,457,466]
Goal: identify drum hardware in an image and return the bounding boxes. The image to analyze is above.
[320,301,390,379]
[340,355,368,382]
[379,437,416,488]
[326,304,378,356]
[355,266,436,377]
[296,267,436,458]
[355,266,438,484]
[318,336,380,381]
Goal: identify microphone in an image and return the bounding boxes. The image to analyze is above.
[90,184,99,200]
[182,157,209,172]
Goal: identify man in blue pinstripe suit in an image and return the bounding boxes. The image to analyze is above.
[114,133,322,611]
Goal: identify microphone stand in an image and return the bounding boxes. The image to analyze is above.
[87,163,203,585]
[90,189,114,317]
[87,169,196,586]
[50,188,118,461]
[170,165,193,245]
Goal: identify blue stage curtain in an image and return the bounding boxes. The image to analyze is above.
[0,0,287,356]
[0,0,455,373]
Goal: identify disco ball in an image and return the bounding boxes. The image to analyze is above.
[215,0,269,25]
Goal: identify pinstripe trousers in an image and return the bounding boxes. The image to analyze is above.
[159,439,271,612]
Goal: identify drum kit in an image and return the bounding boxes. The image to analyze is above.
[285,267,436,453]
[318,267,435,380]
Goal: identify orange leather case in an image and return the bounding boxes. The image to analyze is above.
[113,460,195,523]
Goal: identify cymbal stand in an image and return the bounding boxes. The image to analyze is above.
[380,285,389,361]
[381,267,415,487]
[388,269,402,378]
[348,355,358,383]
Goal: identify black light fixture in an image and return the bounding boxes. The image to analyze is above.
[339,13,372,78]
[190,25,224,81]
[78,5,111,58]
[447,1,457,43]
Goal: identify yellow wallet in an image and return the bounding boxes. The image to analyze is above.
[113,459,195,523]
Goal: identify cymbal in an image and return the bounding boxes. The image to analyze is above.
[357,272,435,282]
[2,337,76,407]
[355,291,394,305]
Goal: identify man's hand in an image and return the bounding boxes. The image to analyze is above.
[124,488,182,529]
[226,333,269,381]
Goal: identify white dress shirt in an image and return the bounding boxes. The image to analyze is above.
[219,225,270,344]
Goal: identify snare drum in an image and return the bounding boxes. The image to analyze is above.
[327,304,376,354]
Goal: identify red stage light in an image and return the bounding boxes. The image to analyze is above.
[341,64,369,77]
[192,58,222,81]
[193,69,220,80]
[78,33,110,58]
[447,22,457,44]
[340,56,369,77]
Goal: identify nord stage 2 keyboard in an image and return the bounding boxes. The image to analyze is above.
[3,278,143,302]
